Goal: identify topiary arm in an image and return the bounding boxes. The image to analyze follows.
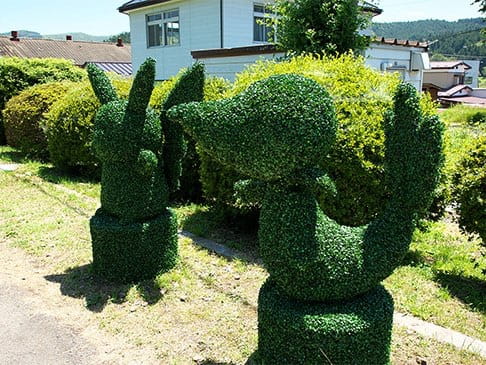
[126,58,156,116]
[86,63,118,105]
[161,63,205,192]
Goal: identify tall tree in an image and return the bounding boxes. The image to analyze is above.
[272,0,372,55]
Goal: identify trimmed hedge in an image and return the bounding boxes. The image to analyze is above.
[170,76,443,364]
[452,135,486,244]
[2,81,74,159]
[0,57,85,144]
[169,74,337,181]
[88,59,205,282]
[198,54,439,226]
[258,280,394,365]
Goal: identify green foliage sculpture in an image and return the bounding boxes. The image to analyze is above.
[169,76,443,364]
[87,59,204,282]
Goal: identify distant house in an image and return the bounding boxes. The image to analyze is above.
[118,0,430,90]
[423,60,485,106]
[0,31,133,76]
[423,61,473,90]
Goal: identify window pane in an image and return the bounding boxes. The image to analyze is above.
[147,14,161,22]
[254,4,265,13]
[165,21,180,45]
[148,24,162,47]
[254,16,267,42]
[164,10,179,19]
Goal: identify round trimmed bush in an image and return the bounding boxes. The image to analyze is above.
[0,57,85,144]
[2,81,74,158]
[44,79,132,172]
[452,135,486,244]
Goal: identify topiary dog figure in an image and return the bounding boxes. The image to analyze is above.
[87,59,204,282]
[169,76,443,364]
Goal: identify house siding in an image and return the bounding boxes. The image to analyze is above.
[129,0,221,80]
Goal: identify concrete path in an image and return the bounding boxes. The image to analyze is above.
[0,280,95,365]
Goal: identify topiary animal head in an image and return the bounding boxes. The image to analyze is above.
[168,74,337,182]
[87,58,161,163]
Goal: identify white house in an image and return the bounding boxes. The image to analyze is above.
[119,0,430,90]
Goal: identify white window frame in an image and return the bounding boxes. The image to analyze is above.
[253,3,276,43]
[146,9,180,48]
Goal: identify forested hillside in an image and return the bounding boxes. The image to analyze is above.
[372,18,485,61]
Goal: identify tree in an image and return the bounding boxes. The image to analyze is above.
[272,0,372,55]
[473,0,486,13]
[105,31,130,44]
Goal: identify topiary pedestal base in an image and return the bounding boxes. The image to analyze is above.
[258,280,394,365]
[90,208,178,282]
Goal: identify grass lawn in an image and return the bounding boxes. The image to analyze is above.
[0,145,485,364]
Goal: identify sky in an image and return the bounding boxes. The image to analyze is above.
[0,0,483,36]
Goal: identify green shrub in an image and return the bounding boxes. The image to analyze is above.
[2,81,75,158]
[0,57,85,144]
[441,104,486,126]
[170,76,443,365]
[44,79,131,172]
[88,59,204,282]
[452,135,486,244]
[199,54,440,226]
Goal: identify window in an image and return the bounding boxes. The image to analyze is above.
[253,3,275,43]
[147,9,180,47]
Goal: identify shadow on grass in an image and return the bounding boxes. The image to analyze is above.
[179,205,259,257]
[434,272,486,314]
[44,264,164,312]
[0,148,30,164]
[199,351,259,365]
[37,165,100,186]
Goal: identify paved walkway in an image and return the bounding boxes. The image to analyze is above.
[0,278,95,365]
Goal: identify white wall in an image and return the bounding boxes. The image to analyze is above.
[463,59,480,88]
[364,43,428,91]
[199,52,284,81]
[128,0,221,80]
[472,88,486,98]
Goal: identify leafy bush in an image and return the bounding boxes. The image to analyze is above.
[170,75,443,365]
[44,79,131,172]
[2,81,75,158]
[0,57,85,144]
[200,54,437,226]
[441,105,486,126]
[452,135,486,244]
[88,60,205,282]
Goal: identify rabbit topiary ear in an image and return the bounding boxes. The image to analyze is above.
[87,63,118,105]
[126,58,156,115]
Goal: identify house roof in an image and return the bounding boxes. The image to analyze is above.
[439,96,486,106]
[119,0,383,14]
[375,37,428,49]
[438,84,473,97]
[85,61,133,76]
[0,36,131,66]
[430,61,472,70]
[119,0,170,13]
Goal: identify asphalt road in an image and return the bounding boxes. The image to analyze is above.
[0,280,95,365]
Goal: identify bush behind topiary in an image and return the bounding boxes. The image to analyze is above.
[44,78,132,173]
[2,81,75,159]
[452,135,486,245]
[0,57,86,144]
[198,54,440,226]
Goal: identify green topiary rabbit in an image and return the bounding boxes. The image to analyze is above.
[169,76,443,364]
[87,59,204,282]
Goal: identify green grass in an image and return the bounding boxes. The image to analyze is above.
[1,145,485,363]
[441,104,486,127]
